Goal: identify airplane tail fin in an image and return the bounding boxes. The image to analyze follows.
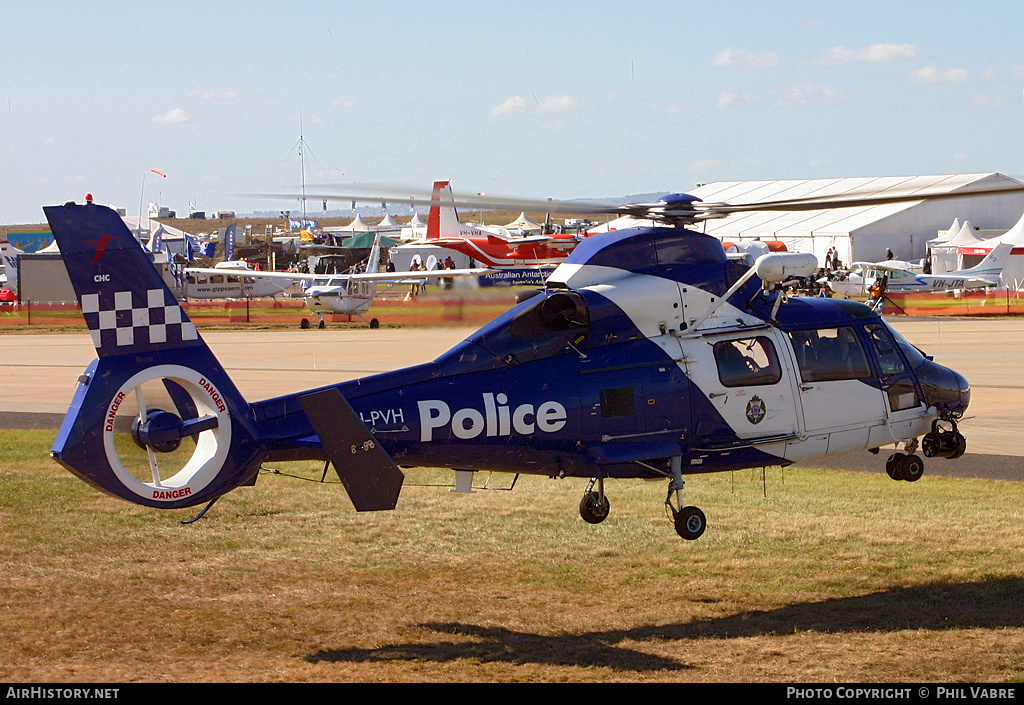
[44,201,264,509]
[224,222,237,262]
[426,180,454,240]
[366,231,383,273]
[961,241,1013,280]
[1,239,25,291]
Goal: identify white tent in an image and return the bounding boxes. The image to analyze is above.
[926,219,960,250]
[949,211,1024,288]
[376,213,401,230]
[337,214,374,232]
[400,213,428,241]
[505,212,543,232]
[930,221,986,273]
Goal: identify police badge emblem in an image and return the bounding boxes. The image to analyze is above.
[745,396,766,424]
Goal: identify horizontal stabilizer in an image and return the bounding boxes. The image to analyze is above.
[299,389,404,511]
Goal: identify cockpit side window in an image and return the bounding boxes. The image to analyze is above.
[788,326,871,383]
[865,322,907,377]
[713,337,782,387]
[865,322,920,411]
[470,290,591,367]
[508,291,589,339]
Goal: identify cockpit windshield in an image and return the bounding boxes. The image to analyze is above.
[879,320,928,370]
[470,290,590,366]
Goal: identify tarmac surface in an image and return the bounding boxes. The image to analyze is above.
[1,317,1021,481]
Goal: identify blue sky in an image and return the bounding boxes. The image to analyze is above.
[2,0,1023,224]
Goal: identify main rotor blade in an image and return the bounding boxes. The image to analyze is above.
[696,183,1024,217]
[242,185,624,216]
[245,179,1024,226]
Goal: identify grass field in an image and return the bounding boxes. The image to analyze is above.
[2,429,1024,683]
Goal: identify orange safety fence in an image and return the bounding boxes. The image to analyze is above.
[0,292,518,329]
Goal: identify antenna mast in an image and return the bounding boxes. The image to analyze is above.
[298,114,307,225]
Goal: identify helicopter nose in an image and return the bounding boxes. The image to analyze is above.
[915,360,970,417]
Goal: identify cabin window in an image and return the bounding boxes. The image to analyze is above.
[788,327,871,383]
[599,387,636,418]
[713,337,782,387]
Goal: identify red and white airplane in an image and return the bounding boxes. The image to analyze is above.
[423,181,585,268]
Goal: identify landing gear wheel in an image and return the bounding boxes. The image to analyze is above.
[886,452,907,480]
[674,506,706,541]
[579,492,610,524]
[899,454,925,482]
[300,318,310,329]
[369,318,380,329]
[318,319,326,329]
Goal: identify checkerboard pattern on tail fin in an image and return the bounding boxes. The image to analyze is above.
[43,201,203,359]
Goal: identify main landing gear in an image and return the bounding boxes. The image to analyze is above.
[300,314,380,329]
[300,314,327,329]
[577,456,708,541]
[666,456,705,540]
[579,477,610,524]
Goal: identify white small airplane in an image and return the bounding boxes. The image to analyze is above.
[1,239,26,294]
[827,242,1013,297]
[185,231,491,328]
[182,260,295,300]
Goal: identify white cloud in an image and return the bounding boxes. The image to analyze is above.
[688,159,717,174]
[186,90,243,100]
[151,108,190,125]
[331,98,356,108]
[716,90,741,108]
[774,83,841,107]
[911,66,971,84]
[971,93,1003,108]
[538,95,575,112]
[712,47,783,69]
[815,43,920,66]
[489,94,576,116]
[716,91,737,108]
[489,95,526,116]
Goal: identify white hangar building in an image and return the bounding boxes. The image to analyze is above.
[686,173,1024,267]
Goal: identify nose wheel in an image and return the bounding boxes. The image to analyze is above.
[885,444,925,483]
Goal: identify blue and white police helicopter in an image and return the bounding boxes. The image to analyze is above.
[45,184,1002,539]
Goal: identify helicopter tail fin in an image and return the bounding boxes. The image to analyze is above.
[43,200,264,509]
